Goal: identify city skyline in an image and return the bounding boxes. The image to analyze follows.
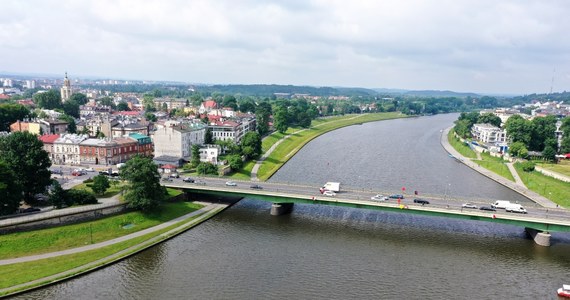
[2,0,570,95]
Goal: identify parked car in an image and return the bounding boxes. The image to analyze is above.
[183,177,195,183]
[99,171,110,176]
[169,173,180,178]
[85,167,94,172]
[194,181,206,185]
[250,184,263,190]
[389,194,404,200]
[21,207,41,213]
[323,190,336,197]
[413,198,430,205]
[161,177,173,182]
[371,194,389,201]
[225,181,237,186]
[51,169,63,175]
[479,206,496,212]
[462,203,478,209]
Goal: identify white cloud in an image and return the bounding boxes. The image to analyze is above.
[1,0,570,94]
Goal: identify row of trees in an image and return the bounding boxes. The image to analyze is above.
[454,111,566,161]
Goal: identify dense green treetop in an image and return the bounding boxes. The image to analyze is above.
[0,131,52,205]
[120,155,166,211]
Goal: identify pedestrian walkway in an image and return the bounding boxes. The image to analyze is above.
[440,127,558,208]
[0,202,226,266]
[506,162,526,187]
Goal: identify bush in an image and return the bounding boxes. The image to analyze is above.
[83,178,93,183]
[521,161,535,172]
[66,189,98,205]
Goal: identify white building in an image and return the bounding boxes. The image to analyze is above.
[152,122,206,159]
[471,123,507,145]
[200,145,221,164]
[53,134,89,165]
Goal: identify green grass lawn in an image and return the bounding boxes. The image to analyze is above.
[473,152,515,182]
[447,130,477,159]
[72,180,127,198]
[514,162,570,208]
[0,208,221,293]
[535,160,570,177]
[256,112,404,180]
[0,201,203,260]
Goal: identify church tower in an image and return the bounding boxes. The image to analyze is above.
[60,72,72,102]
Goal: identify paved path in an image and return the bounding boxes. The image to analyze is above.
[441,127,558,208]
[0,202,226,266]
[506,162,526,187]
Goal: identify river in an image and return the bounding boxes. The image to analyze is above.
[18,114,570,299]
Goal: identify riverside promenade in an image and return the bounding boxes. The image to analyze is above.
[440,127,558,208]
[0,202,229,296]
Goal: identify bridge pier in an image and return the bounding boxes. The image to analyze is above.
[270,203,294,216]
[525,228,551,247]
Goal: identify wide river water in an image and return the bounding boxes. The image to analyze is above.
[19,114,570,299]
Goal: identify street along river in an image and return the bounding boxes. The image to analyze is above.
[18,114,570,299]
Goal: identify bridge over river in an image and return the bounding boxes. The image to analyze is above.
[163,177,570,246]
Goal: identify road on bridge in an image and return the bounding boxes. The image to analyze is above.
[163,177,570,222]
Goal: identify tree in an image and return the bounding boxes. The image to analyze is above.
[66,189,98,205]
[0,159,22,216]
[298,112,312,128]
[239,98,256,113]
[91,175,110,195]
[116,101,130,111]
[196,162,218,175]
[204,128,213,144]
[69,93,89,105]
[561,137,570,154]
[98,96,116,109]
[59,114,77,133]
[542,145,557,162]
[144,112,157,122]
[505,115,532,146]
[222,95,238,111]
[49,180,67,209]
[0,132,52,205]
[161,102,168,112]
[227,154,243,171]
[120,155,166,211]
[520,161,535,172]
[477,113,501,127]
[62,99,80,118]
[255,105,270,136]
[143,94,156,112]
[0,103,31,131]
[508,141,528,158]
[240,131,261,159]
[529,116,557,151]
[273,106,288,134]
[191,144,201,167]
[33,90,62,109]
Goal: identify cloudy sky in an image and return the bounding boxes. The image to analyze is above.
[2,0,570,94]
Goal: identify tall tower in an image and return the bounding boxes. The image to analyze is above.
[60,72,72,102]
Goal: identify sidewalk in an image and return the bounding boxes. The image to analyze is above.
[441,127,558,208]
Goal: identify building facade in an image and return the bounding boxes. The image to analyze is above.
[471,123,507,145]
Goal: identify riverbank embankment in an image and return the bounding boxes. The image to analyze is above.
[440,127,557,208]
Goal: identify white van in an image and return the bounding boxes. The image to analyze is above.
[492,200,511,209]
[505,203,527,214]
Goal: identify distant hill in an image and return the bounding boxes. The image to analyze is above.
[372,88,481,98]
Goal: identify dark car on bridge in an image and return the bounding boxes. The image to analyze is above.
[183,177,195,183]
[250,184,263,190]
[479,206,496,212]
[413,198,430,205]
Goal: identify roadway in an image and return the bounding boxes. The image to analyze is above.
[162,177,570,223]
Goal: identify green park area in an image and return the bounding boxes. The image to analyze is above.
[0,183,209,295]
[473,152,515,182]
[514,162,570,208]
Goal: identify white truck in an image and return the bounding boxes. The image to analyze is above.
[492,200,511,209]
[505,203,527,214]
[322,182,341,192]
